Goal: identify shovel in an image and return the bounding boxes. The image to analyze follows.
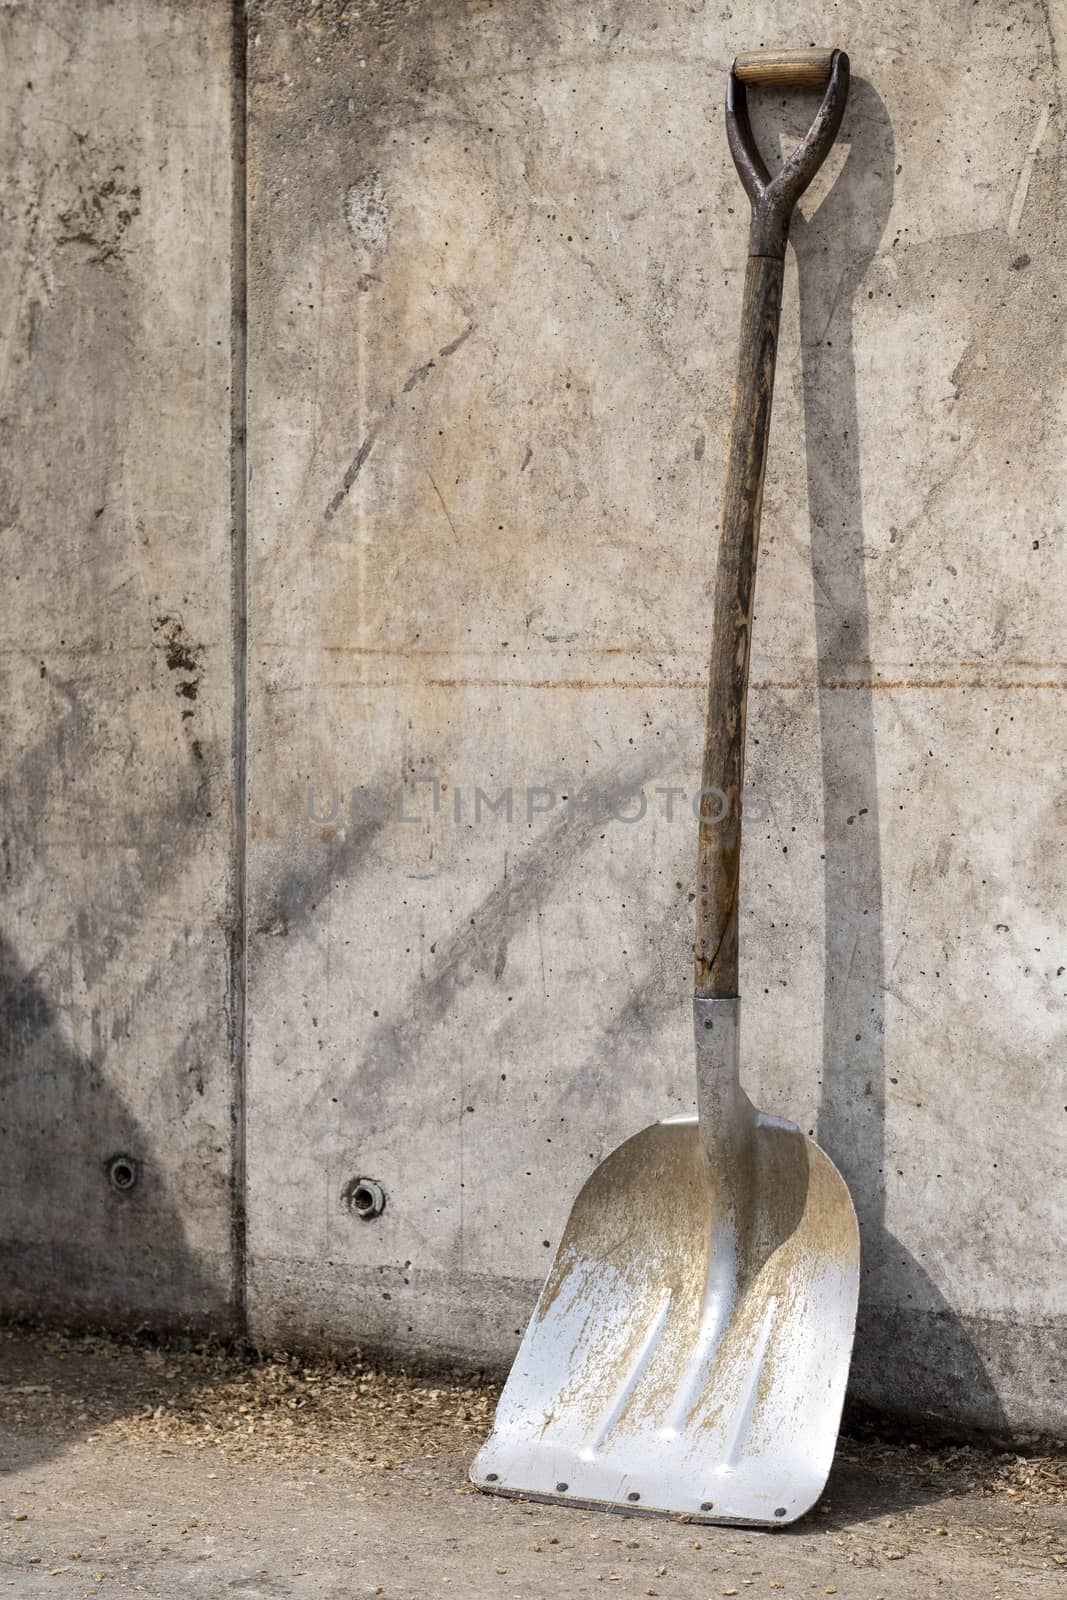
[471,47,858,1527]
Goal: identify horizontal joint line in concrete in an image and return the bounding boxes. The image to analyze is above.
[291,677,1067,693]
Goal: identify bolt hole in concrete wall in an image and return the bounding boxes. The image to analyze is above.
[2,0,1065,1446]
[342,1176,387,1219]
[107,1155,141,1194]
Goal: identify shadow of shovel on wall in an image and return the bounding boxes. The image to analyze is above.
[782,75,1010,1439]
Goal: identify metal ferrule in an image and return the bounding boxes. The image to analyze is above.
[693,996,756,1173]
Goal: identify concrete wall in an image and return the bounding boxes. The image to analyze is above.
[0,0,239,1331]
[244,0,1065,1439]
[4,0,1065,1440]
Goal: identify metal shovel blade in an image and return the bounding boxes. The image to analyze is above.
[470,1000,859,1526]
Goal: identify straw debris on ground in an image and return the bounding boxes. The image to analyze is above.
[0,1325,494,1469]
[1,1324,1064,1508]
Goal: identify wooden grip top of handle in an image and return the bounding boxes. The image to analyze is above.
[733,48,835,86]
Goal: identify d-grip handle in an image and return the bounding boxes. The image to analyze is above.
[727,47,850,257]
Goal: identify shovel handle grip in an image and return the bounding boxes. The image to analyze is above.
[695,50,850,999]
[734,48,835,86]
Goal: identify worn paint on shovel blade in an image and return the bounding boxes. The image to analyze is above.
[471,1103,858,1525]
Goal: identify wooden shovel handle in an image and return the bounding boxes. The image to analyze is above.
[694,256,783,998]
[734,48,835,86]
[694,51,850,1000]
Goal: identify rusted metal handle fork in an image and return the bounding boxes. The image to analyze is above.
[694,48,850,998]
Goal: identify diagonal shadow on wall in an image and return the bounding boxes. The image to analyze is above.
[0,928,230,1468]
[0,933,222,1334]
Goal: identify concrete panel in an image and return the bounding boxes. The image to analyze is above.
[245,2,1065,1434]
[0,1,238,1330]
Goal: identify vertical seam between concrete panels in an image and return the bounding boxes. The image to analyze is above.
[229,0,249,1339]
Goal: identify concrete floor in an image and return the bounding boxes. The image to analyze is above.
[1,1330,1065,1599]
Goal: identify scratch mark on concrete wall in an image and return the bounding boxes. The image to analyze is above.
[427,470,460,544]
[323,326,474,521]
[403,359,437,392]
[438,324,473,359]
[323,430,376,520]
[1008,104,1051,237]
